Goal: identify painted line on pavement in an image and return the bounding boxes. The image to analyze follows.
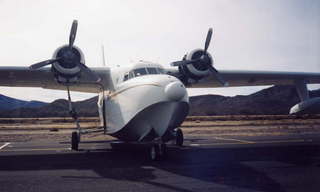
[188,138,310,146]
[0,142,10,150]
[214,136,255,144]
[1,147,70,152]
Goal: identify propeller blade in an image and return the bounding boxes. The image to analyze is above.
[69,20,78,48]
[171,60,192,67]
[29,58,60,70]
[171,58,202,67]
[204,28,213,52]
[79,63,101,82]
[207,65,228,87]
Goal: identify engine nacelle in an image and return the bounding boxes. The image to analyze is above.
[51,45,84,83]
[179,49,213,80]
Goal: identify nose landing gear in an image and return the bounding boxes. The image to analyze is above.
[150,143,167,161]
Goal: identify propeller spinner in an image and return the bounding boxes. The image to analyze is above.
[29,20,101,83]
[171,28,228,87]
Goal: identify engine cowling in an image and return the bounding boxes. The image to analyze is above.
[29,20,101,84]
[51,45,84,83]
[179,49,213,80]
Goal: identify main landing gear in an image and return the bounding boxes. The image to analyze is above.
[66,85,82,151]
[175,128,184,147]
[71,131,80,150]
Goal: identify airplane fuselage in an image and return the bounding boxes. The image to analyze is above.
[101,63,189,142]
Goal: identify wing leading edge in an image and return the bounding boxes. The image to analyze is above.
[0,66,112,93]
[166,68,320,88]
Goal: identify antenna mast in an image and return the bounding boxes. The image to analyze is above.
[101,45,106,66]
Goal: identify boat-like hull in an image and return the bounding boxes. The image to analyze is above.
[111,101,189,141]
[103,74,189,142]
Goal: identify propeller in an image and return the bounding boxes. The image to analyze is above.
[29,20,101,83]
[171,28,228,87]
[69,20,77,48]
[29,58,61,70]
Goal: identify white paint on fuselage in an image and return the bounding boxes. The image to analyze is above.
[100,61,189,142]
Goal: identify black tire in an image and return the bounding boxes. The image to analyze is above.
[71,131,79,151]
[150,144,159,161]
[150,144,167,161]
[176,128,184,147]
[160,143,167,159]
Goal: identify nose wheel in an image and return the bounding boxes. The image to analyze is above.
[150,143,167,161]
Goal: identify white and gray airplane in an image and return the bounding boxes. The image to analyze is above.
[0,20,319,160]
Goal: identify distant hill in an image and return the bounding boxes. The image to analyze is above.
[0,85,319,117]
[0,94,47,111]
[189,85,320,115]
[0,96,97,118]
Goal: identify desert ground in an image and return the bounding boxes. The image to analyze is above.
[1,115,320,192]
[0,115,319,143]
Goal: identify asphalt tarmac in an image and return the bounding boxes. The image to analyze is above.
[0,134,320,192]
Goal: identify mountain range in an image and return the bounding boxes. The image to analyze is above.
[0,94,47,111]
[0,85,319,117]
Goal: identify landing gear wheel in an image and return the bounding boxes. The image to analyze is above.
[150,143,167,161]
[71,131,79,150]
[175,128,184,147]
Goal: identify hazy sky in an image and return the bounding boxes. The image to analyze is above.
[0,0,319,102]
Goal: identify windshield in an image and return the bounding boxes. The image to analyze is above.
[123,67,165,82]
[133,68,147,77]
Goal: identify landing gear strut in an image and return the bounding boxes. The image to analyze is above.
[67,85,81,151]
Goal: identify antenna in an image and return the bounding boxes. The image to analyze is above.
[101,45,106,66]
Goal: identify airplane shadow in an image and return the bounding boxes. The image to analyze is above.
[1,144,319,192]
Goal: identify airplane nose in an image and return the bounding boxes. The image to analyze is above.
[165,81,187,101]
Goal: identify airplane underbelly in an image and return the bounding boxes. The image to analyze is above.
[104,82,189,142]
[111,101,189,141]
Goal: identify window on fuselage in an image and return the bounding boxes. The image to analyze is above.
[123,67,164,82]
[146,67,158,74]
[129,71,135,79]
[157,68,165,74]
[133,68,147,77]
[123,73,129,81]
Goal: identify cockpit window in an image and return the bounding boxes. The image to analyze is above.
[123,67,165,82]
[133,68,147,77]
[123,73,129,81]
[129,71,135,79]
[147,67,158,74]
[157,68,165,74]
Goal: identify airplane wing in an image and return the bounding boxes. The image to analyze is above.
[166,68,320,88]
[168,28,320,89]
[0,66,112,93]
